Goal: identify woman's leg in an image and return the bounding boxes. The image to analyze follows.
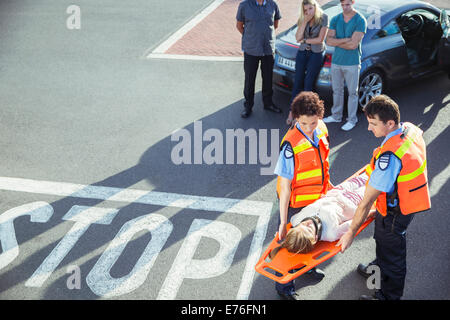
[290,50,308,103]
[304,51,325,92]
[288,50,308,124]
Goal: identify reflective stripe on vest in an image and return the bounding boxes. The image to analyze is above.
[397,159,427,182]
[295,194,321,202]
[297,168,322,181]
[365,164,373,176]
[394,127,420,159]
[293,141,312,154]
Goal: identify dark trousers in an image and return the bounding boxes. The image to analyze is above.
[243,53,274,110]
[290,50,325,104]
[374,211,414,300]
[275,206,303,294]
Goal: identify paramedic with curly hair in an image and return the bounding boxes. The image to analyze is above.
[273,91,331,300]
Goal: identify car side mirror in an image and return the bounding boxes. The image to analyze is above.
[376,29,388,38]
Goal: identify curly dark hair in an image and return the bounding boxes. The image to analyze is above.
[291,91,325,119]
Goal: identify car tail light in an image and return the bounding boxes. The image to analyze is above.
[323,53,332,68]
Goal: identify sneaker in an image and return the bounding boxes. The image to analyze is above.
[341,121,356,131]
[323,115,341,123]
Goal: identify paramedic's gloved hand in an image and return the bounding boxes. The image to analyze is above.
[337,230,354,252]
[278,222,287,241]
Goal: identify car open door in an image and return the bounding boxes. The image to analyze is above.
[437,10,450,72]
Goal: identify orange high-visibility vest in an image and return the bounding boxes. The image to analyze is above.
[276,120,330,208]
[365,122,431,216]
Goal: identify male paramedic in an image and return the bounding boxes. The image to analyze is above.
[274,91,331,300]
[337,95,431,300]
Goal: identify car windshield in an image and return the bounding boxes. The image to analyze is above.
[281,0,383,43]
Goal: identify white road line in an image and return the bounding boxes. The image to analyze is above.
[0,176,270,215]
[147,53,243,62]
[0,176,273,300]
[149,0,225,55]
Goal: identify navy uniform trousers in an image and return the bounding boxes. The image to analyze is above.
[374,210,414,300]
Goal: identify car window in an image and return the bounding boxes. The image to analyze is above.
[372,20,400,39]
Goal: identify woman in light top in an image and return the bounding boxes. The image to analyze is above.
[286,0,329,126]
[270,172,370,258]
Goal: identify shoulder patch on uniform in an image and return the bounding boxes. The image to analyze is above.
[284,144,294,159]
[378,154,390,170]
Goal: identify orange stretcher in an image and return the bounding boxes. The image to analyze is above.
[255,166,375,284]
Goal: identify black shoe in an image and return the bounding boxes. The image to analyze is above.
[241,109,252,118]
[306,267,325,280]
[277,290,300,301]
[359,294,379,300]
[357,261,377,279]
[360,290,386,300]
[264,104,282,113]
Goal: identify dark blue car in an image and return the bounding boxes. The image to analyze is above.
[273,0,450,107]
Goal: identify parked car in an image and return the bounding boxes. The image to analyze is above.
[273,0,450,107]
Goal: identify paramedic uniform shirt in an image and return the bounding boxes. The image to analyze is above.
[368,126,403,206]
[274,123,320,181]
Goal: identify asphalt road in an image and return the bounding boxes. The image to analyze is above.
[0,0,449,300]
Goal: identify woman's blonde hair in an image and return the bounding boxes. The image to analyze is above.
[297,0,324,27]
[269,227,316,260]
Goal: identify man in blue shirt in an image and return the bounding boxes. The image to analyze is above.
[337,95,422,300]
[236,0,282,118]
[324,0,367,131]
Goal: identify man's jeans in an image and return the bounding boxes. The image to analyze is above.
[330,64,361,125]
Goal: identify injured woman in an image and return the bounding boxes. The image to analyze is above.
[270,173,370,259]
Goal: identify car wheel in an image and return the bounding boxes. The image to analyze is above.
[358,70,384,108]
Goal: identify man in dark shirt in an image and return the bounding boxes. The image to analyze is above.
[236,0,282,118]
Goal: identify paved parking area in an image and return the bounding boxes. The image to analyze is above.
[148,0,448,60]
[148,0,326,59]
